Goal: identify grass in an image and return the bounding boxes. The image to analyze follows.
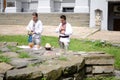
[58,56,68,61]
[85,76,116,80]
[7,46,22,52]
[0,35,120,69]
[0,50,2,54]
[0,55,10,63]
[18,52,30,58]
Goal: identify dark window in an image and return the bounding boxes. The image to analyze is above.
[63,7,74,12]
[7,2,15,7]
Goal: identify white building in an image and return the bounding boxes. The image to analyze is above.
[0,0,120,31]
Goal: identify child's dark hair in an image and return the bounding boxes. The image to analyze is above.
[60,15,66,20]
[32,12,38,17]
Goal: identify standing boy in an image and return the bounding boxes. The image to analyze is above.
[56,15,72,50]
[26,12,43,48]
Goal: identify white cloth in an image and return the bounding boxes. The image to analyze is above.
[26,19,43,39]
[56,22,72,42]
[26,19,43,35]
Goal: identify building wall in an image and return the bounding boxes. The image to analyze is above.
[5,0,16,13]
[74,0,89,13]
[37,0,51,13]
[50,0,54,12]
[63,0,75,3]
[54,1,61,12]
[16,0,22,12]
[29,1,38,12]
[90,0,108,30]
[0,0,110,30]
[21,2,29,12]
[0,0,1,12]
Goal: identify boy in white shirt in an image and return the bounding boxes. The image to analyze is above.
[26,12,43,48]
[56,15,72,50]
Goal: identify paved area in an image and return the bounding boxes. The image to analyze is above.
[0,25,120,44]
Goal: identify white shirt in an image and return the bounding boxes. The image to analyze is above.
[56,22,72,42]
[26,19,43,34]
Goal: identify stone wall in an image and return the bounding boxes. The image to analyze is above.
[0,13,89,27]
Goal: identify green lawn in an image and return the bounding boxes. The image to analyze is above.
[0,35,120,70]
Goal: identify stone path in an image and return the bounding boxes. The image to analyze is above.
[0,25,120,44]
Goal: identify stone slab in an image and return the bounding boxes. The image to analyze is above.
[1,52,18,58]
[6,67,42,80]
[81,53,114,65]
[85,66,92,73]
[6,42,18,47]
[114,70,120,79]
[39,65,62,80]
[92,66,114,74]
[9,58,29,69]
[85,58,114,65]
[0,77,3,80]
[0,62,14,74]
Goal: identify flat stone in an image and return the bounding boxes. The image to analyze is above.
[6,67,42,80]
[0,47,10,52]
[112,44,120,47]
[92,66,114,74]
[6,42,18,47]
[29,50,45,58]
[39,64,62,80]
[82,53,114,65]
[85,66,92,73]
[0,42,6,48]
[9,58,29,69]
[0,74,4,77]
[0,74,4,80]
[47,55,85,76]
[27,58,45,64]
[114,70,120,79]
[0,62,14,74]
[0,77,3,80]
[62,77,73,80]
[1,52,18,58]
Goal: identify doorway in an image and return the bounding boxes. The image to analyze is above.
[114,19,120,31]
[108,2,120,31]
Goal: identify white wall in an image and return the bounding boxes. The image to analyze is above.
[50,0,54,12]
[16,1,22,12]
[37,0,51,13]
[60,0,75,12]
[62,0,75,3]
[5,7,16,13]
[21,2,29,12]
[74,0,89,13]
[61,3,75,7]
[54,1,61,12]
[90,0,108,30]
[29,1,38,12]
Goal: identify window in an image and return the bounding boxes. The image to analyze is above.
[63,7,74,12]
[114,5,120,12]
[7,2,15,7]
